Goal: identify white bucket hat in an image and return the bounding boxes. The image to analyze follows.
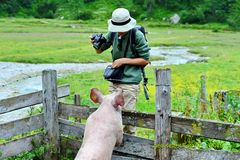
[108,8,136,32]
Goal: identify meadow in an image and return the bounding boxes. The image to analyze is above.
[0,18,240,158]
[1,18,239,118]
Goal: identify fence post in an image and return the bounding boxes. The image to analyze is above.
[213,90,228,112]
[74,94,82,122]
[42,70,60,160]
[154,68,171,160]
[200,75,207,116]
[74,94,81,106]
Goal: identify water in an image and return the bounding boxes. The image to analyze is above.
[0,63,110,99]
[150,46,206,66]
[0,46,207,100]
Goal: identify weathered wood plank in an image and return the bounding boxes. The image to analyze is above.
[154,68,171,160]
[122,111,155,129]
[0,133,43,159]
[0,84,70,114]
[0,105,42,124]
[59,118,154,159]
[59,118,85,139]
[114,135,154,159]
[58,103,95,120]
[59,103,155,129]
[112,155,143,160]
[0,113,43,139]
[171,116,240,143]
[42,70,60,160]
[171,148,240,160]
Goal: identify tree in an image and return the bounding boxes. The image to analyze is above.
[228,0,240,29]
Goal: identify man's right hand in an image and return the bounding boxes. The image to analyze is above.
[89,35,101,54]
[89,35,94,44]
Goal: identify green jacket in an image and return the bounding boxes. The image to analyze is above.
[101,30,150,84]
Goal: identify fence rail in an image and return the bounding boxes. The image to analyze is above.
[0,133,43,158]
[0,69,240,160]
[0,84,70,114]
[59,103,240,143]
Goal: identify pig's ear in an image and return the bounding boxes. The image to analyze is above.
[90,88,103,104]
[113,94,125,108]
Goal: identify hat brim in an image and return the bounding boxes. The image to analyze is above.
[108,17,136,32]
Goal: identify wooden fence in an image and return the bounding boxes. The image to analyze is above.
[0,69,240,160]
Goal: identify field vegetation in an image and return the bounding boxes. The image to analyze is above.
[1,0,240,29]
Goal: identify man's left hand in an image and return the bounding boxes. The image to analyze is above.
[112,58,127,68]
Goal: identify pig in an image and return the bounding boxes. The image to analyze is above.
[74,88,124,160]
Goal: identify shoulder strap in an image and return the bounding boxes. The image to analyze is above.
[131,28,149,100]
[131,28,137,45]
[110,32,115,43]
[123,33,130,57]
[130,28,138,57]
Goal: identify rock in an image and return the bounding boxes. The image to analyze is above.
[170,14,181,24]
[69,24,81,29]
[98,60,105,63]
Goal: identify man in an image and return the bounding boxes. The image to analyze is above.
[91,8,150,134]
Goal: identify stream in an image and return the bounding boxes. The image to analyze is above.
[0,46,207,100]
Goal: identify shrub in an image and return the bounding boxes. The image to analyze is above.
[74,10,93,20]
[180,8,205,24]
[35,1,58,19]
[227,0,240,29]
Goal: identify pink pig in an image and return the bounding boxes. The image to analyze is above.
[74,88,124,160]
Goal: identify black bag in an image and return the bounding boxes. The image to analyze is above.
[104,65,125,82]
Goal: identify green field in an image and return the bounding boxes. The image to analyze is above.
[1,18,240,157]
[1,17,239,115]
[1,18,240,115]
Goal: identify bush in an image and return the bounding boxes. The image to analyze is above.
[0,0,21,16]
[180,8,205,24]
[35,1,58,19]
[227,0,240,29]
[130,9,142,18]
[74,10,93,20]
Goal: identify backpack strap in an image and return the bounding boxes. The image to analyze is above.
[130,28,149,100]
[130,28,138,57]
[110,32,115,44]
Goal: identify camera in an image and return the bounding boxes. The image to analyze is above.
[91,34,106,50]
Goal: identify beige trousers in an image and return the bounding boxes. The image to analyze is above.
[109,82,140,134]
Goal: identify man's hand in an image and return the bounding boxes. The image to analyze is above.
[89,35,95,44]
[112,58,127,68]
[89,35,102,54]
[112,58,149,68]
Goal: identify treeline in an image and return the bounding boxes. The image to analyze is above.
[0,0,58,18]
[0,0,239,28]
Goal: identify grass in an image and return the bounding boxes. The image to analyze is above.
[1,18,239,118]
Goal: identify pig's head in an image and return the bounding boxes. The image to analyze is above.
[90,88,124,109]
